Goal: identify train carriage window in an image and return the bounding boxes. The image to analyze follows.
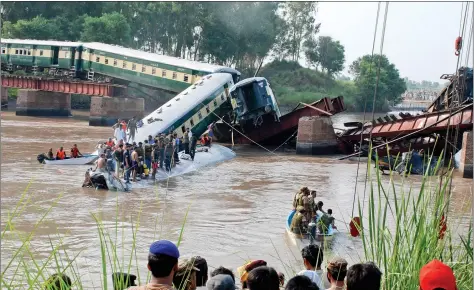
[142,65,146,73]
[190,119,195,127]
[65,51,69,58]
[162,70,167,77]
[213,99,218,107]
[152,68,156,75]
[183,75,189,82]
[206,106,210,114]
[123,61,127,68]
[221,93,225,101]
[40,50,44,56]
[113,59,117,66]
[132,63,136,70]
[96,56,100,62]
[181,126,186,133]
[105,58,109,65]
[27,49,31,55]
[1,48,5,54]
[172,72,177,80]
[198,111,203,120]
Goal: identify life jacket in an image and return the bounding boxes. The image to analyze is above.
[106,140,115,147]
[56,150,66,159]
[71,147,79,158]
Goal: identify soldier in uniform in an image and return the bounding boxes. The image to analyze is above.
[290,206,307,235]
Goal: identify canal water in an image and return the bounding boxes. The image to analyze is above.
[1,110,471,288]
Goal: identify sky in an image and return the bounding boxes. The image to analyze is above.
[316,2,473,83]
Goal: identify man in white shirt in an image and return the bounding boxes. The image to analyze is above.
[297,245,330,289]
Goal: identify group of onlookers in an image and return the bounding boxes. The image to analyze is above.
[43,239,458,290]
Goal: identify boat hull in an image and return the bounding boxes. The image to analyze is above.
[44,155,98,165]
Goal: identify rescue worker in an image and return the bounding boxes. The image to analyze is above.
[151,145,159,178]
[190,134,198,161]
[56,147,66,160]
[123,144,132,184]
[173,133,180,164]
[183,128,190,155]
[293,187,309,209]
[70,144,83,158]
[114,144,124,178]
[106,138,115,148]
[47,148,54,160]
[164,139,174,171]
[290,206,307,235]
[127,117,138,142]
[143,140,152,170]
[158,134,165,170]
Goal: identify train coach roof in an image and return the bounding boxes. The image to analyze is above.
[1,38,83,47]
[83,42,236,73]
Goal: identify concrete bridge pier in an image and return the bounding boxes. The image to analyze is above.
[460,131,473,178]
[16,89,71,116]
[296,116,339,155]
[1,87,8,109]
[89,96,145,127]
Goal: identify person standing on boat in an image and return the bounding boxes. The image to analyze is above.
[56,147,66,160]
[290,206,307,235]
[94,153,107,173]
[183,128,190,155]
[47,148,54,160]
[131,147,139,182]
[144,140,153,171]
[114,144,124,178]
[123,144,132,184]
[70,144,83,158]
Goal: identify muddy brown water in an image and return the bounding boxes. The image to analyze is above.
[1,110,471,288]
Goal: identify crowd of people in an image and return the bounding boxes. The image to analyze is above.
[290,187,336,236]
[44,239,459,290]
[88,117,216,183]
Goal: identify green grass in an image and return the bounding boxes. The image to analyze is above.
[1,154,472,289]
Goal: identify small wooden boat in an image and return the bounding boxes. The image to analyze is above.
[285,210,334,249]
[44,154,98,165]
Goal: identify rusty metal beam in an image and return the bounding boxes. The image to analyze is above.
[1,75,125,97]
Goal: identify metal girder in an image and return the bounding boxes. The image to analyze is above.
[1,75,125,97]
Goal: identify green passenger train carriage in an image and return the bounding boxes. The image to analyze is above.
[1,39,83,75]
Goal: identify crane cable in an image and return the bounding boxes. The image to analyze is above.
[350,1,382,219]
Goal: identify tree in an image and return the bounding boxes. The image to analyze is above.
[277,2,320,62]
[80,12,132,46]
[310,36,345,76]
[349,54,407,111]
[2,16,61,39]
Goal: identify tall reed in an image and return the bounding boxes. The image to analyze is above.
[356,148,473,289]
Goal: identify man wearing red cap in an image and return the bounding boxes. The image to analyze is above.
[419,259,457,290]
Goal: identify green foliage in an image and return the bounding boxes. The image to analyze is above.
[358,150,473,289]
[349,54,407,112]
[81,13,132,46]
[2,16,61,39]
[304,36,345,76]
[260,60,357,108]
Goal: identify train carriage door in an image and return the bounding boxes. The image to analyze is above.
[52,46,59,65]
[70,48,76,67]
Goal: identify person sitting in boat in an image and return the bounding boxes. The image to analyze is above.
[56,147,66,160]
[290,206,307,235]
[70,144,83,158]
[47,148,54,160]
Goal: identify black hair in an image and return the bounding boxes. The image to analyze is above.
[247,266,280,290]
[285,275,319,290]
[346,262,382,290]
[301,245,323,268]
[210,266,235,282]
[148,253,178,278]
[193,256,209,287]
[328,209,333,215]
[44,273,72,290]
[327,266,347,282]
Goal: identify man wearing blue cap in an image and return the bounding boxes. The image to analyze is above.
[128,240,180,290]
